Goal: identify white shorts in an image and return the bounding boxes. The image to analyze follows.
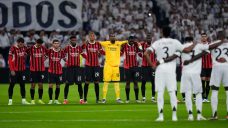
[180,72,202,94]
[210,65,228,87]
[155,71,177,92]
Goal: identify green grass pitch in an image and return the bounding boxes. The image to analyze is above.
[0,82,227,128]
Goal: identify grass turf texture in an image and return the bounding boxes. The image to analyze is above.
[0,82,227,128]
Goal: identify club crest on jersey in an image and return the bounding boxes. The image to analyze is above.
[95,72,99,77]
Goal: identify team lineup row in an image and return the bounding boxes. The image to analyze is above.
[7,27,228,121]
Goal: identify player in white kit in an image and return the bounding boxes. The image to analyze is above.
[144,27,196,121]
[209,31,228,120]
[180,37,222,121]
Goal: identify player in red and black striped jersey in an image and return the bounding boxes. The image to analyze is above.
[63,36,87,104]
[47,39,65,104]
[82,32,105,103]
[200,33,212,102]
[140,33,156,103]
[121,36,141,103]
[7,38,30,105]
[27,39,48,104]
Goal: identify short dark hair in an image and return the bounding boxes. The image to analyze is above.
[185,37,193,42]
[70,35,76,40]
[52,39,60,44]
[17,37,24,43]
[201,32,207,36]
[217,31,225,39]
[128,35,135,40]
[36,39,43,44]
[162,26,171,37]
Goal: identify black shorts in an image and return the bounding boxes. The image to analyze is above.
[30,71,45,83]
[141,66,155,81]
[124,67,140,81]
[9,71,26,83]
[48,73,63,85]
[84,66,100,82]
[65,67,84,85]
[201,68,212,78]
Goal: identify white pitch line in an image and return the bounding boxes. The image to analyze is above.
[0,110,150,114]
[0,119,150,122]
[0,119,227,123]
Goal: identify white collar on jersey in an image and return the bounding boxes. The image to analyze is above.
[88,40,96,44]
[127,43,134,46]
[51,47,61,52]
[34,44,41,48]
[69,44,78,48]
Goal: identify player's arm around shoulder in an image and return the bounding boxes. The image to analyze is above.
[99,41,109,46]
[119,40,128,46]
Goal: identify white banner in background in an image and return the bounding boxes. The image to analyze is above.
[0,0,82,31]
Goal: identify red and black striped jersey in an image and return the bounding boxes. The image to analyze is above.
[27,45,48,71]
[141,42,157,66]
[8,45,27,71]
[121,43,140,69]
[82,41,105,67]
[202,53,212,69]
[64,44,86,67]
[47,48,65,74]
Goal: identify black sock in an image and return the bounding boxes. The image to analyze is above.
[30,88,35,100]
[8,83,15,99]
[20,83,26,99]
[205,81,210,99]
[48,88,53,100]
[141,81,146,97]
[125,83,130,100]
[197,110,201,114]
[202,80,206,99]
[134,87,139,100]
[182,93,185,100]
[151,79,155,97]
[84,83,89,101]
[193,94,196,99]
[94,83,99,101]
[55,87,60,100]
[176,91,178,96]
[78,84,83,99]
[64,84,70,99]
[38,88,43,100]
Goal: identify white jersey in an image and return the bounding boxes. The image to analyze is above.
[181,43,209,74]
[147,38,184,73]
[211,41,228,66]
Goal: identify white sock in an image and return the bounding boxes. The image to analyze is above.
[185,91,193,114]
[9,99,12,102]
[211,90,218,116]
[196,93,203,114]
[157,91,164,115]
[22,98,26,102]
[169,91,177,112]
[226,91,228,113]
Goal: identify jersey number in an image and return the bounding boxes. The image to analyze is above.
[214,48,228,60]
[163,47,169,59]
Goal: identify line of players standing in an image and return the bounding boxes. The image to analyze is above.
[7,31,213,105]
